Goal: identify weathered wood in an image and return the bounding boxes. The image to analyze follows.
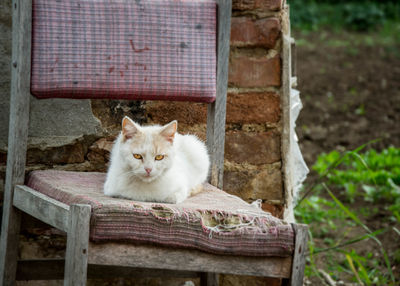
[16,259,202,280]
[13,185,70,232]
[290,224,308,286]
[0,0,32,284]
[89,242,292,278]
[206,0,232,189]
[200,273,219,286]
[281,6,294,221]
[64,204,91,286]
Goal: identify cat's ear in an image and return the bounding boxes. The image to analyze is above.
[122,116,141,141]
[160,120,177,144]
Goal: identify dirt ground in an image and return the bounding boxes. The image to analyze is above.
[294,30,400,165]
[294,29,400,284]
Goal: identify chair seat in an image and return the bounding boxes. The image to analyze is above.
[26,170,294,257]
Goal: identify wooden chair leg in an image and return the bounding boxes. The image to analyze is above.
[0,0,33,282]
[64,204,91,286]
[289,224,308,286]
[0,204,22,285]
[200,273,219,286]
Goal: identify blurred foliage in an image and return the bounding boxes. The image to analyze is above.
[295,146,400,284]
[288,0,400,32]
[313,147,400,217]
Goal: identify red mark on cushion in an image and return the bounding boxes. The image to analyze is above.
[109,67,114,73]
[129,40,150,53]
[120,71,124,77]
[134,62,147,70]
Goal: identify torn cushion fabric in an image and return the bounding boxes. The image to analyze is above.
[26,170,294,257]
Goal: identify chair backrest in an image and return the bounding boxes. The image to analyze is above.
[31,0,217,103]
[8,0,231,190]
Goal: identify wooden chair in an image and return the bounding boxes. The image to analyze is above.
[0,0,308,285]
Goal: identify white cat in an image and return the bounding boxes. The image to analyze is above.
[104,117,210,204]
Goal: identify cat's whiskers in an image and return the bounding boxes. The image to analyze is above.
[119,170,138,178]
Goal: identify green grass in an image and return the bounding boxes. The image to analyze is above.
[295,146,400,285]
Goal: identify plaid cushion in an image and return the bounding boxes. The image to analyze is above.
[31,0,217,102]
[26,170,295,257]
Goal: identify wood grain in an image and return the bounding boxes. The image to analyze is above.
[64,204,91,286]
[206,0,232,189]
[0,0,32,284]
[13,185,70,232]
[89,242,292,278]
[281,30,294,220]
[290,224,308,286]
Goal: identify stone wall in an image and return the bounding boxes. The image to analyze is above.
[0,0,296,285]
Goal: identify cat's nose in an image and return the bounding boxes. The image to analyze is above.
[145,167,152,175]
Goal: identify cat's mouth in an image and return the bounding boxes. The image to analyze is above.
[140,173,157,182]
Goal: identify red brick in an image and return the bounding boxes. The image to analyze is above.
[229,54,281,87]
[231,17,281,48]
[233,0,283,11]
[262,203,284,218]
[225,130,281,165]
[227,92,281,124]
[145,101,207,125]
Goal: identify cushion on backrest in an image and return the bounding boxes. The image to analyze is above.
[31,0,217,102]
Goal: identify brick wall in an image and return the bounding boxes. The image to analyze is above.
[0,0,292,285]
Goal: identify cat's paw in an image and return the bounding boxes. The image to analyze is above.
[174,192,187,204]
[164,190,187,204]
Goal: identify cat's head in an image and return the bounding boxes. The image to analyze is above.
[119,116,177,182]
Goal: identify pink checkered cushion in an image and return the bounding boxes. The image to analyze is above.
[26,170,295,257]
[31,0,217,102]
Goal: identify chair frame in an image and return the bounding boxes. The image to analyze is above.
[0,0,308,285]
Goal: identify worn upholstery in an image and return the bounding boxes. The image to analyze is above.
[30,0,217,102]
[26,170,295,257]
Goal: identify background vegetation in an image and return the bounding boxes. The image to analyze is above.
[289,0,400,284]
[290,0,400,32]
[296,146,400,284]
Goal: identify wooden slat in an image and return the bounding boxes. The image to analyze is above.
[0,0,32,284]
[64,204,91,286]
[206,0,232,189]
[16,259,202,280]
[290,224,308,286]
[13,185,70,232]
[281,29,294,221]
[88,242,292,278]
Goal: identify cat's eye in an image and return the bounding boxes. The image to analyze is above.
[155,155,164,161]
[133,154,143,160]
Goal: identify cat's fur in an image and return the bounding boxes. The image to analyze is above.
[104,117,210,204]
